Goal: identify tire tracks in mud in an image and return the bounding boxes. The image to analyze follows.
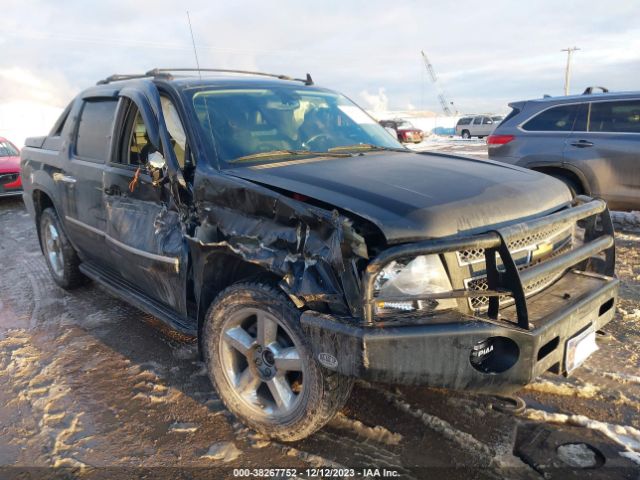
[2,200,640,476]
[0,331,92,468]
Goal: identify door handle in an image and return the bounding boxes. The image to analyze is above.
[570,140,594,148]
[104,185,121,196]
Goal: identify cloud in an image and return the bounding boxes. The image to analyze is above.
[359,88,389,113]
[0,0,638,117]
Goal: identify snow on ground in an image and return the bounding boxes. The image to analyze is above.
[523,409,640,453]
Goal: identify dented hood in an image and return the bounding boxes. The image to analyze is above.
[226,151,572,243]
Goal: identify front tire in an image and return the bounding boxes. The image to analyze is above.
[461,130,471,139]
[202,282,353,442]
[39,208,86,289]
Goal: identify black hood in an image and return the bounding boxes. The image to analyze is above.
[227,151,572,243]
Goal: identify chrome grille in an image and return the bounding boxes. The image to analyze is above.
[457,223,572,266]
[462,226,574,311]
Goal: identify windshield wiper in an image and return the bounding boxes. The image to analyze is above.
[328,143,408,153]
[229,149,352,164]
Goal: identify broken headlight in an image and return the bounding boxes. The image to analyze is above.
[373,255,457,316]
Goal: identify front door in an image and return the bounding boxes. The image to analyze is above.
[102,96,188,314]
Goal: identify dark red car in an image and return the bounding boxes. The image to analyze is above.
[379,119,424,143]
[0,137,22,197]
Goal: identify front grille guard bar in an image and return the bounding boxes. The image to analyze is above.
[362,197,615,328]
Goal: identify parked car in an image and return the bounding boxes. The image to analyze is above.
[0,137,22,197]
[488,88,640,211]
[455,115,503,139]
[379,119,424,143]
[21,69,618,441]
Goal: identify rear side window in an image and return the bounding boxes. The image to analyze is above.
[522,104,577,132]
[75,99,118,162]
[589,100,640,133]
[472,117,482,125]
[457,118,471,126]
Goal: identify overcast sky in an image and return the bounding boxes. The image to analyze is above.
[2,0,640,118]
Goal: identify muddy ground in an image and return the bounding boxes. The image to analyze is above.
[1,146,639,479]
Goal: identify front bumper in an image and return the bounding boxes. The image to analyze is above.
[302,270,618,394]
[302,196,618,394]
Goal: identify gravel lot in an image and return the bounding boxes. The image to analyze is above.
[1,143,639,478]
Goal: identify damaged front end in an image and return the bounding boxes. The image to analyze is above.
[296,196,619,393]
[187,170,371,329]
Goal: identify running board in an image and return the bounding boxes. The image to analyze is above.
[80,262,197,336]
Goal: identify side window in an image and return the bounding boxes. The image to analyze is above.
[472,117,482,125]
[117,101,154,167]
[522,104,577,132]
[589,100,640,133]
[75,99,118,162]
[481,116,493,124]
[457,118,471,126]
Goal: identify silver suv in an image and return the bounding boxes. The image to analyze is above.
[488,87,640,211]
[455,115,503,139]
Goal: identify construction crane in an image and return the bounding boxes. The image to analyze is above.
[421,50,458,116]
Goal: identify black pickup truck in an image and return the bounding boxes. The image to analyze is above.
[21,69,618,441]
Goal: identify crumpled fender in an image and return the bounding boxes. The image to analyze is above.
[188,169,368,315]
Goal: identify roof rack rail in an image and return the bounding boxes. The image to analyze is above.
[583,86,609,95]
[96,68,314,86]
[146,68,314,85]
[96,72,173,85]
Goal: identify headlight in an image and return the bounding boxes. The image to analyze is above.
[373,255,457,315]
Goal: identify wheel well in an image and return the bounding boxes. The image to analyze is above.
[195,253,281,340]
[32,189,55,247]
[530,167,586,195]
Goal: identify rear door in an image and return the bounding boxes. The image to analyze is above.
[564,98,640,209]
[62,96,119,266]
[515,103,579,167]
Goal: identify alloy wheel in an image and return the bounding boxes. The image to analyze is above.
[219,307,305,419]
[43,219,64,278]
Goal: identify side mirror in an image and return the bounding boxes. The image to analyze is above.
[148,151,166,170]
[147,151,167,186]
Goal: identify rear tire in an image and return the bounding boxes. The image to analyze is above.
[461,130,471,139]
[39,208,86,289]
[202,282,353,442]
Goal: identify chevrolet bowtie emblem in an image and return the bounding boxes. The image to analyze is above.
[531,242,553,262]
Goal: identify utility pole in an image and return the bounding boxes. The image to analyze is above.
[561,47,580,95]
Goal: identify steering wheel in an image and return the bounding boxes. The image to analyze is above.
[303,134,331,150]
